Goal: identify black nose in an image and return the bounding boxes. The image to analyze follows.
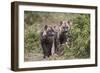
[63,27,68,32]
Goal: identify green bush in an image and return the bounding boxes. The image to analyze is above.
[69,14,90,58]
[24,25,40,52]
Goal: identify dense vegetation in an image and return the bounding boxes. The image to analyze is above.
[24,11,90,61]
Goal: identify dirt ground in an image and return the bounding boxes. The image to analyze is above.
[24,44,77,62]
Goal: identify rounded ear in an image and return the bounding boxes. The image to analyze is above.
[60,21,63,26]
[44,25,48,30]
[67,20,70,24]
[68,20,73,25]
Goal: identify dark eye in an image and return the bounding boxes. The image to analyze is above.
[63,27,67,29]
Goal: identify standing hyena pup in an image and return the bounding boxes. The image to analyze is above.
[53,21,71,54]
[58,21,70,45]
[40,25,55,58]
